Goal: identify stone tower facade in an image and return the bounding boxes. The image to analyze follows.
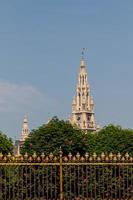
[14,116,30,156]
[70,55,97,132]
[20,116,30,144]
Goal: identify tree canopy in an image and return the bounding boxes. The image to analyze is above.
[0,131,13,154]
[21,117,88,156]
[21,117,133,156]
[87,124,133,155]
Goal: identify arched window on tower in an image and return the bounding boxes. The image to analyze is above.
[83,121,85,128]
[79,93,81,106]
[80,76,82,85]
[82,76,84,85]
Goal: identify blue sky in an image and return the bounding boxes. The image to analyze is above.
[0,1,133,139]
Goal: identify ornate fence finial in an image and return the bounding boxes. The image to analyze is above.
[117,152,121,160]
[125,152,129,160]
[32,152,37,160]
[0,152,3,160]
[101,152,105,160]
[93,152,97,160]
[49,152,53,160]
[109,152,113,160]
[76,152,80,160]
[24,152,28,160]
[85,152,89,160]
[59,146,62,158]
[68,153,72,160]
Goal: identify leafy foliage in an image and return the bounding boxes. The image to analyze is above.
[21,117,88,156]
[0,131,13,154]
[87,124,133,155]
[21,117,133,156]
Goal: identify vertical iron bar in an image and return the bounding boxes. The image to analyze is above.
[90,164,92,199]
[29,165,31,200]
[25,166,28,199]
[115,165,117,199]
[82,164,84,198]
[102,164,104,200]
[78,165,80,198]
[74,165,76,197]
[86,164,88,199]
[122,165,125,199]
[54,165,57,200]
[51,165,52,199]
[0,166,2,200]
[13,166,15,200]
[119,164,121,199]
[46,166,49,199]
[110,165,113,199]
[94,165,96,199]
[126,165,129,199]
[42,166,44,199]
[60,149,63,200]
[70,165,72,199]
[65,165,68,199]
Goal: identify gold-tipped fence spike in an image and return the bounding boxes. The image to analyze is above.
[0,152,3,159]
[7,153,11,159]
[85,152,89,160]
[53,156,57,162]
[125,152,129,160]
[11,156,15,161]
[68,153,72,160]
[37,156,41,162]
[24,152,28,160]
[76,152,80,160]
[129,157,133,162]
[101,152,105,160]
[113,156,117,162]
[72,156,76,162]
[117,152,121,160]
[97,157,101,162]
[45,156,49,162]
[81,156,85,162]
[49,152,53,160]
[28,156,32,162]
[109,152,113,160]
[3,156,7,161]
[89,156,93,161]
[122,157,125,162]
[32,152,37,160]
[41,152,45,159]
[64,156,68,162]
[93,152,97,160]
[20,155,24,161]
[105,156,109,161]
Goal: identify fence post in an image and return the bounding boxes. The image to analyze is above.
[59,147,63,200]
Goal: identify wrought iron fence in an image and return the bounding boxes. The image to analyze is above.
[0,151,133,200]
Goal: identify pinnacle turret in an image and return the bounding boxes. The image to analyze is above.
[20,116,30,142]
[70,54,97,132]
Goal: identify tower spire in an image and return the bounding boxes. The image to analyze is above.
[20,115,30,142]
[70,53,97,132]
[80,48,86,68]
[81,48,85,59]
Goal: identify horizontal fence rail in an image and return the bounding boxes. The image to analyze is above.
[0,152,133,200]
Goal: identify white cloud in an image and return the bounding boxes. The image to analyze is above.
[0,80,52,113]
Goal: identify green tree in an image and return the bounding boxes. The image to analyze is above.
[0,131,13,154]
[21,117,88,155]
[87,124,133,155]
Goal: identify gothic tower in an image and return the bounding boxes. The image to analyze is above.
[14,116,30,156]
[19,116,30,144]
[70,53,97,132]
